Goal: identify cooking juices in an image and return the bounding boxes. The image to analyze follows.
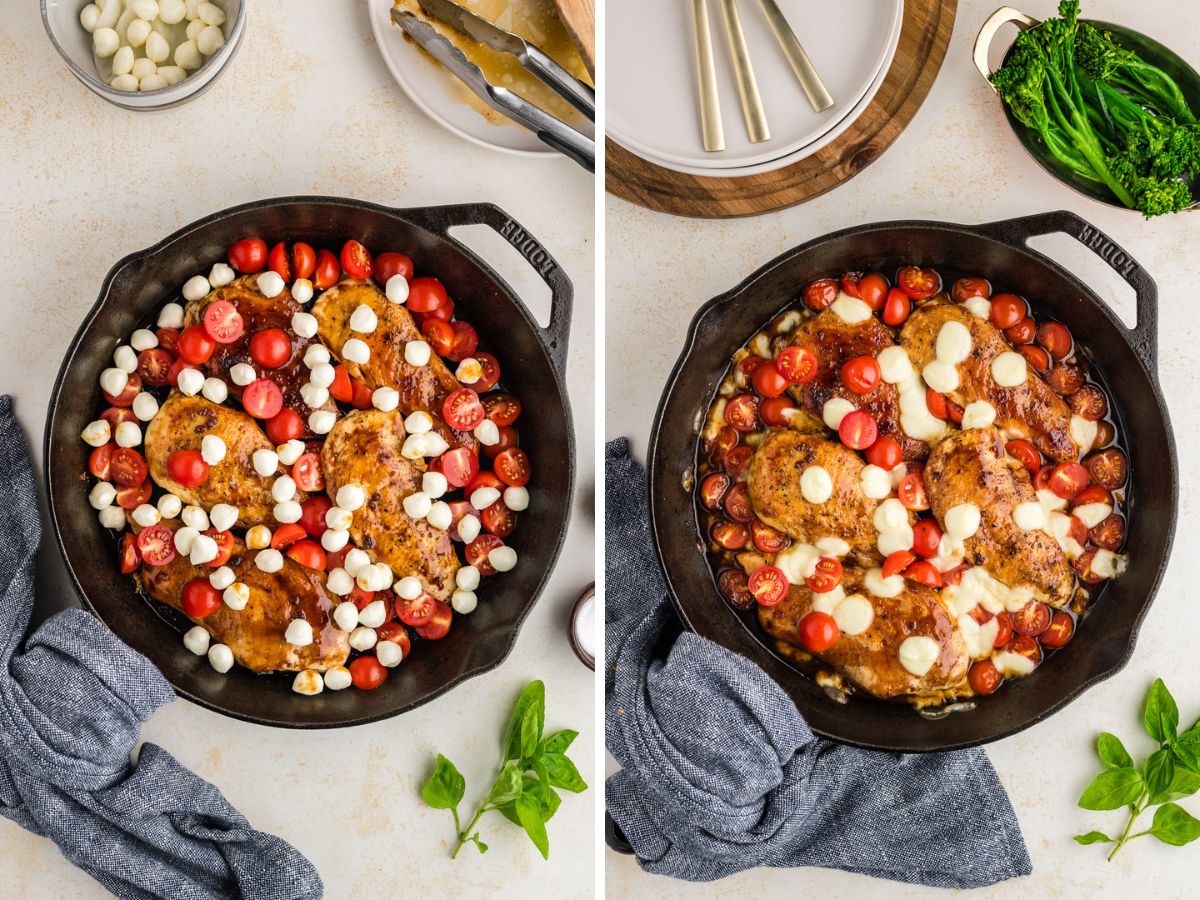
[695,266,1130,708]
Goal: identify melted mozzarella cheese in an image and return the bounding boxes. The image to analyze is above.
[860,464,892,499]
[922,359,960,393]
[1013,501,1048,531]
[1071,415,1099,455]
[957,613,1000,659]
[960,400,996,430]
[994,651,1037,677]
[822,397,856,430]
[830,293,873,324]
[810,584,846,615]
[877,346,915,384]
[800,466,833,504]
[1075,502,1113,528]
[944,503,981,544]
[864,567,905,598]
[834,594,874,636]
[898,635,941,677]
[963,296,992,319]
[990,351,1027,387]
[935,320,973,364]
[1092,549,1128,579]
[815,536,851,558]
[776,543,821,584]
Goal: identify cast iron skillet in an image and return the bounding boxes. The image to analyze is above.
[45,196,575,728]
[648,209,1176,752]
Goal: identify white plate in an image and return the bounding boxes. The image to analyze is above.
[606,0,902,171]
[368,0,556,158]
[616,3,901,178]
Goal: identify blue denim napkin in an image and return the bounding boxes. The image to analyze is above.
[0,397,323,900]
[605,438,1031,887]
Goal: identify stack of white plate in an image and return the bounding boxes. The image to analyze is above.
[606,0,904,177]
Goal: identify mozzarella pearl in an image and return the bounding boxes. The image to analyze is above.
[404,410,433,434]
[404,341,431,366]
[271,475,297,503]
[209,502,238,532]
[176,367,204,396]
[451,590,478,614]
[112,44,135,75]
[200,434,226,465]
[991,351,1028,388]
[309,410,336,434]
[130,329,158,351]
[209,565,236,591]
[303,344,330,368]
[81,5,102,32]
[174,39,202,70]
[333,601,359,632]
[343,548,370,577]
[349,305,378,334]
[245,525,272,550]
[456,566,481,591]
[421,472,448,498]
[274,501,302,523]
[427,501,452,530]
[198,1,225,24]
[189,534,218,565]
[114,421,141,448]
[458,514,481,543]
[300,382,329,409]
[196,23,224,56]
[488,546,517,572]
[114,345,138,372]
[89,481,117,510]
[342,338,371,365]
[223,582,250,610]
[474,420,500,446]
[385,275,409,304]
[285,619,314,647]
[131,504,159,527]
[159,0,185,24]
[180,275,210,303]
[326,568,353,595]
[173,526,199,554]
[960,400,997,430]
[131,57,157,79]
[291,279,314,304]
[358,599,389,629]
[376,640,404,667]
[799,466,833,504]
[157,493,182,518]
[207,643,234,674]
[100,367,128,397]
[255,271,284,298]
[208,262,235,287]
[158,303,184,328]
[324,666,353,690]
[132,392,159,421]
[98,506,126,529]
[93,27,120,57]
[179,506,208,532]
[111,73,139,91]
[292,670,323,696]
[309,363,335,388]
[372,386,399,412]
[255,549,284,573]
[348,626,377,652]
[394,576,422,600]
[291,312,317,338]
[336,484,366,511]
[201,377,228,404]
[325,506,353,531]
[277,440,305,465]
[144,33,170,65]
[503,486,529,511]
[252,449,279,476]
[182,626,210,656]
[321,528,350,552]
[229,363,257,386]
[403,492,432,519]
[470,487,501,510]
[81,419,111,447]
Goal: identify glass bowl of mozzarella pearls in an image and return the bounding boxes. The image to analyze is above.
[42,0,246,110]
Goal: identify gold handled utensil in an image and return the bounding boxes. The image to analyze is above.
[716,0,770,143]
[690,0,725,152]
[754,0,834,112]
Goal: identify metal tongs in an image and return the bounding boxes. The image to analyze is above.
[392,0,596,172]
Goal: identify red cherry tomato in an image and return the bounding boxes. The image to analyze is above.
[803,278,839,311]
[857,273,889,310]
[349,655,389,690]
[837,410,878,450]
[988,293,1026,329]
[156,327,181,354]
[177,325,216,365]
[904,560,942,587]
[841,356,881,395]
[1017,345,1050,373]
[1006,634,1043,667]
[329,365,353,403]
[102,372,142,408]
[1048,461,1089,500]
[1036,322,1072,359]
[1086,449,1127,490]
[292,452,325,492]
[481,502,516,537]
[415,601,453,640]
[465,534,504,575]
[759,396,797,426]
[116,481,152,510]
[775,346,818,384]
[897,266,941,300]
[1005,317,1035,345]
[1033,464,1053,492]
[1069,385,1108,421]
[443,388,485,431]
[110,448,148,487]
[270,523,307,550]
[373,252,414,286]
[710,520,749,551]
[925,388,948,420]
[228,237,267,273]
[466,471,504,496]
[119,532,141,573]
[722,482,753,523]
[447,322,478,362]
[286,540,326,570]
[408,277,451,313]
[912,519,943,558]
[865,436,902,470]
[1005,439,1041,473]
[752,362,789,398]
[375,621,411,657]
[243,379,284,419]
[724,394,760,432]
[137,348,174,387]
[717,569,755,611]
[166,357,190,388]
[101,407,138,429]
[1090,514,1125,551]
[1074,485,1112,507]
[340,240,373,279]
[88,444,114,479]
[350,378,374,411]
[494,447,529,487]
[882,287,911,326]
[1040,611,1076,649]
[440,447,481,488]
[350,585,376,612]
[952,277,990,302]
[738,356,765,380]
[483,393,522,426]
[422,319,456,357]
[699,473,730,510]
[314,249,341,289]
[898,471,929,511]
[751,519,791,554]
[299,495,332,537]
[203,529,235,568]
[265,408,304,444]
[181,577,223,618]
[804,557,843,593]
[749,565,788,606]
[167,449,209,487]
[993,611,1014,648]
[136,523,176,567]
[473,353,502,392]
[882,550,916,578]
[1012,600,1051,636]
[248,328,291,368]
[969,660,1002,695]
[396,591,436,626]
[268,242,292,281]
[291,242,316,280]
[840,271,863,298]
[798,611,839,652]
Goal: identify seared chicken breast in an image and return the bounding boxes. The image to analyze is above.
[782,309,927,461]
[310,279,477,452]
[747,428,891,558]
[758,567,969,700]
[321,409,460,600]
[926,428,1074,606]
[140,532,349,673]
[900,298,1079,461]
[145,394,304,526]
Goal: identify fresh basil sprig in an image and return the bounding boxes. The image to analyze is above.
[1076,679,1200,859]
[422,680,588,859]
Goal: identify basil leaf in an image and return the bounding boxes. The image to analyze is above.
[1145,678,1180,743]
[540,729,579,755]
[473,836,489,854]
[515,794,550,859]
[422,754,465,810]
[496,802,521,827]
[1172,729,1200,773]
[1146,748,1177,804]
[503,681,545,761]
[1158,767,1200,804]
[1078,768,1144,810]
[543,752,588,793]
[488,761,524,806]
[1074,831,1114,845]
[521,773,563,821]
[1150,803,1200,846]
[1097,732,1133,769]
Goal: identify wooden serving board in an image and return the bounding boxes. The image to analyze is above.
[605,0,957,218]
[552,0,596,78]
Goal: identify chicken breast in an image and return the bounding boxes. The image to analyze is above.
[310,279,477,453]
[747,428,888,558]
[758,567,969,700]
[183,276,337,431]
[925,428,1074,606]
[139,532,349,673]
[900,298,1079,461]
[782,309,927,461]
[321,409,460,600]
[145,394,304,526]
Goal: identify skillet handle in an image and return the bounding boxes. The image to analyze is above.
[398,202,574,376]
[972,209,1159,372]
[605,811,635,855]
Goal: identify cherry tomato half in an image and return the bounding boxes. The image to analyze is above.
[1048,461,1089,500]
[752,361,789,398]
[804,557,843,593]
[725,394,760,432]
[408,277,451,313]
[136,523,176,567]
[952,277,990,302]
[841,356,881,395]
[838,410,878,450]
[137,348,174,387]
[415,601,453,640]
[441,447,481,488]
[775,346,819,385]
[110,447,148,487]
[1086,449,1127,490]
[314,249,341,290]
[751,519,790,554]
[1005,439,1041,473]
[898,470,929,511]
[1012,600,1051,636]
[268,242,292,281]
[1040,611,1075,649]
[1036,322,1072,359]
[396,591,436,626]
[119,532,141,573]
[443,388,485,431]
[760,396,796,426]
[803,278,838,311]
[897,265,941,300]
[483,392,522,427]
[494,447,530,487]
[287,540,326,570]
[291,242,316,280]
[882,550,916,579]
[243,379,284,419]
[340,239,373,279]
[912,519,943,558]
[89,444,114,480]
[904,560,942,587]
[722,482,753,523]
[749,565,788,606]
[292,452,325,492]
[969,660,1002,695]
[300,495,332,537]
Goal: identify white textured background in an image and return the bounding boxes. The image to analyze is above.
[0,1,595,897]
[605,0,1200,897]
